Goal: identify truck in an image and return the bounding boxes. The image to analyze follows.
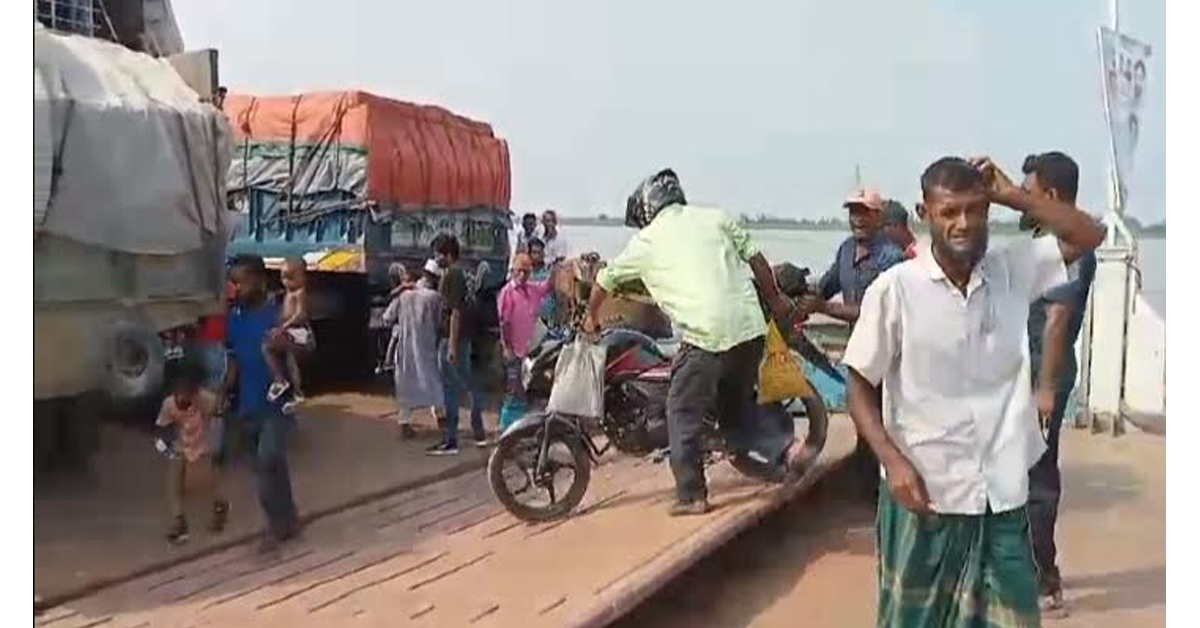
[221,91,513,380]
[33,15,231,471]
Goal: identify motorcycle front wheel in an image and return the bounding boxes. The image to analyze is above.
[487,421,592,522]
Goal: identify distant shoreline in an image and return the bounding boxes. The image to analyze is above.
[560,216,1167,238]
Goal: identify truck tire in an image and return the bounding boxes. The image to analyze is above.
[106,319,165,406]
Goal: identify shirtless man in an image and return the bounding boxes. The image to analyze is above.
[264,258,314,412]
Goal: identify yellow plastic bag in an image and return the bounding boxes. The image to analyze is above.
[758,321,816,403]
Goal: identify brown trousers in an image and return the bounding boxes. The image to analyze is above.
[166,455,221,519]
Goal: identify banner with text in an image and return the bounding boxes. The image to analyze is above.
[1098,26,1152,210]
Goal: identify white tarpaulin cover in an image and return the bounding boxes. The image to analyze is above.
[33,23,231,255]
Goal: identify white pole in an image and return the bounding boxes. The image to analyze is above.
[1102,0,1124,219]
[1082,0,1137,434]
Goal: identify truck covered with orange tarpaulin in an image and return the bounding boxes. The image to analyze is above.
[223,90,513,375]
[224,91,511,212]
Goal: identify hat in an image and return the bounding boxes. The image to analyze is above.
[511,254,534,272]
[423,258,442,276]
[882,201,910,227]
[843,187,885,212]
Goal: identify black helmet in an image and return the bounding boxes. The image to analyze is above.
[624,168,687,229]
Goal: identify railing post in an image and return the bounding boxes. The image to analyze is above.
[1083,212,1135,436]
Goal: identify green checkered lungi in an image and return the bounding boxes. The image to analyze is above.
[876,483,1042,628]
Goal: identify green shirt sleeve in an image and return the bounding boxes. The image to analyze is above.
[720,212,760,262]
[596,233,650,292]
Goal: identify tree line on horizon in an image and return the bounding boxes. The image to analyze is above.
[563,208,1165,235]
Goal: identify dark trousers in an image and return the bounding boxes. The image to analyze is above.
[666,336,765,503]
[233,411,299,538]
[440,338,485,446]
[1028,387,1071,594]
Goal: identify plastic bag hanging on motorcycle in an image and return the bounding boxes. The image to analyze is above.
[758,321,816,404]
[545,337,607,418]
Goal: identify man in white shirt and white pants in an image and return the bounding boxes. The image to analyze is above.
[843,156,1104,628]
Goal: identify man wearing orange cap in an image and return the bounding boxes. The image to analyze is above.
[800,188,906,326]
[802,188,906,500]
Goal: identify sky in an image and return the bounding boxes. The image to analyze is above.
[173,0,1166,223]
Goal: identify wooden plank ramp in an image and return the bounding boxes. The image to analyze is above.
[34,419,857,628]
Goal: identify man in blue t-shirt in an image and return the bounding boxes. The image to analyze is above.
[225,254,300,552]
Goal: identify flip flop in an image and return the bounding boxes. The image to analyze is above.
[267,381,290,402]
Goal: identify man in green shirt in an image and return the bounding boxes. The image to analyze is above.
[586,169,804,516]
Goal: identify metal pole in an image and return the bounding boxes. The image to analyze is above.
[1080,0,1133,432]
[1110,0,1121,216]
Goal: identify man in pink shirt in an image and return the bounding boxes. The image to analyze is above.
[499,254,556,361]
[497,254,557,429]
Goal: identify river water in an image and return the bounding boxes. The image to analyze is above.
[559,224,1166,316]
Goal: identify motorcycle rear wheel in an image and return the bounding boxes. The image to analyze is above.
[728,395,830,482]
[487,422,592,522]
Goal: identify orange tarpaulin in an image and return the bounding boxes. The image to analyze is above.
[223,91,511,211]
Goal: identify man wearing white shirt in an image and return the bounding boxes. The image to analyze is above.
[843,156,1104,628]
[541,209,569,262]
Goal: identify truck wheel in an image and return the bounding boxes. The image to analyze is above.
[106,319,165,407]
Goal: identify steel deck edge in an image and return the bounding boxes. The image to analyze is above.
[566,451,858,628]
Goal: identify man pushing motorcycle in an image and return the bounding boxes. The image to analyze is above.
[586,168,816,516]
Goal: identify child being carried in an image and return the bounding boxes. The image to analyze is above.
[265,258,315,412]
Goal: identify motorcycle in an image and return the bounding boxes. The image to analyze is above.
[488,322,831,522]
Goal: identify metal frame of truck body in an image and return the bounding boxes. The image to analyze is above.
[34,10,226,468]
[228,188,511,286]
[227,186,512,378]
[34,235,226,401]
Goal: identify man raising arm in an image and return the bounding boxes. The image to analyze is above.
[1016,151,1100,617]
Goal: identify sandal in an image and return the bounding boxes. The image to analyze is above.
[267,381,290,402]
